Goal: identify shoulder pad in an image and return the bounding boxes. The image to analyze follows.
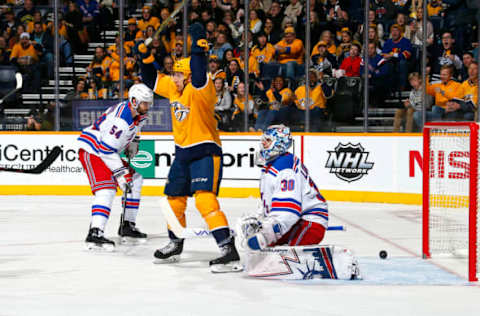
[270,153,296,172]
[114,101,134,125]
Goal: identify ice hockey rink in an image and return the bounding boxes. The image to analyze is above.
[1,196,479,316]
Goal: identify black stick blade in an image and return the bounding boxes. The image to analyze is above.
[0,146,62,174]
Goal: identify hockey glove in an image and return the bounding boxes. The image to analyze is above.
[189,22,208,54]
[114,168,133,193]
[125,136,140,159]
[240,216,263,239]
[247,218,283,250]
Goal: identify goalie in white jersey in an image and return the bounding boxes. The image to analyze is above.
[245,125,328,250]
[77,83,153,250]
[240,125,360,280]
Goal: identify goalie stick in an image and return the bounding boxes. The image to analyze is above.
[0,146,61,174]
[160,198,345,239]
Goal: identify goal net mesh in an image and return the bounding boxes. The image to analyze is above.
[428,127,473,260]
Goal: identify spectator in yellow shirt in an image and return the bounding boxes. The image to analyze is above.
[262,76,294,129]
[86,47,112,84]
[294,69,334,131]
[250,31,276,77]
[10,32,41,92]
[137,6,160,32]
[446,62,478,121]
[427,0,443,17]
[231,82,255,131]
[274,27,304,81]
[413,65,463,127]
[124,18,143,47]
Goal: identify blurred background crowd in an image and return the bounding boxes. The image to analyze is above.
[0,0,478,132]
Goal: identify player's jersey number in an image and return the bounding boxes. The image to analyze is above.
[281,179,295,192]
[109,125,123,139]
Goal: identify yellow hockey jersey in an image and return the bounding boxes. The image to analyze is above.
[266,87,294,110]
[294,84,328,110]
[154,74,221,160]
[461,79,478,106]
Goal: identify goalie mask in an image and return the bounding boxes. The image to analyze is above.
[128,83,154,109]
[256,125,292,166]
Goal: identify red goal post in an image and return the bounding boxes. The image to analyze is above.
[422,122,479,282]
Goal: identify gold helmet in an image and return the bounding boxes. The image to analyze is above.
[173,58,191,77]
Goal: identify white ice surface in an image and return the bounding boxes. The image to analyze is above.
[1,196,479,316]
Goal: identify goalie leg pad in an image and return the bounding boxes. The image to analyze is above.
[246,245,360,280]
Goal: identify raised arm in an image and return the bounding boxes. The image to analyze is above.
[189,23,209,88]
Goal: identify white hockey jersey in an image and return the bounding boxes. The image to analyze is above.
[260,153,328,235]
[77,101,147,174]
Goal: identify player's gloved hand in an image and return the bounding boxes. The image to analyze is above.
[125,136,140,159]
[240,216,262,238]
[189,22,208,54]
[114,168,133,193]
[247,218,283,250]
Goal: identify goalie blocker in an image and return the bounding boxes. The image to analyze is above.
[245,245,361,280]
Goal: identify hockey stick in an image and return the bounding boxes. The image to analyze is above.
[119,157,131,237]
[0,73,23,105]
[147,0,189,46]
[0,146,61,174]
[160,198,345,239]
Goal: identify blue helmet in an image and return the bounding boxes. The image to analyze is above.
[256,124,292,165]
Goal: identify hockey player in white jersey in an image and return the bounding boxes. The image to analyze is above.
[78,83,153,250]
[239,125,360,279]
[244,124,328,249]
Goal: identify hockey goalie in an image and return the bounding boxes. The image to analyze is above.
[238,125,361,280]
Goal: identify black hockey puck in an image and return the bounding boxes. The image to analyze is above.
[379,250,388,259]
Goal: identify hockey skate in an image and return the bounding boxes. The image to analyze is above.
[153,239,184,263]
[85,227,115,252]
[210,239,243,273]
[118,220,147,244]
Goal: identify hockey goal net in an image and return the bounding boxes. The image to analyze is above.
[423,122,479,281]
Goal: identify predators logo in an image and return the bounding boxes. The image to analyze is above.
[172,101,190,122]
[299,98,314,110]
[256,55,265,63]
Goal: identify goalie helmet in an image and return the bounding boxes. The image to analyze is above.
[256,124,292,165]
[128,83,153,109]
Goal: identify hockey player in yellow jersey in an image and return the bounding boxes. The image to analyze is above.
[139,23,242,273]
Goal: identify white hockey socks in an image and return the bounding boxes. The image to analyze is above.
[91,189,116,231]
[122,173,143,223]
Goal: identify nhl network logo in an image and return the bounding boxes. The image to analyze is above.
[325,143,374,182]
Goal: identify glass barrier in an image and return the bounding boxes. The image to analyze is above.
[0,1,478,133]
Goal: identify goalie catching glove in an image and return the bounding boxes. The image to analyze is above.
[114,168,133,193]
[125,136,140,159]
[243,217,285,250]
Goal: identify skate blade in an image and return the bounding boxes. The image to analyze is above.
[153,255,180,264]
[120,237,148,245]
[85,242,115,252]
[210,261,244,273]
